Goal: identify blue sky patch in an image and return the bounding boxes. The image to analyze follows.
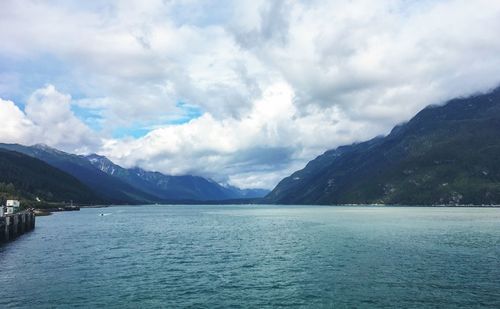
[111,101,203,138]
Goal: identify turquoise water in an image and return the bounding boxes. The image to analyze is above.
[0,205,499,308]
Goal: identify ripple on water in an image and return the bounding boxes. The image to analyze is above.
[0,205,499,308]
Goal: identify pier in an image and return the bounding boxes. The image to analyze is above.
[0,211,36,243]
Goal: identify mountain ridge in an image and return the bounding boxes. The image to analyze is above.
[266,86,500,205]
[0,143,269,203]
[85,153,268,201]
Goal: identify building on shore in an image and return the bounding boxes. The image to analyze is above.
[6,200,20,215]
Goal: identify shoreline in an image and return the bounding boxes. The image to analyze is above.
[33,204,110,216]
[33,203,500,215]
[76,203,500,208]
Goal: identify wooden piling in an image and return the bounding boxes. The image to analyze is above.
[0,217,6,242]
[0,211,36,244]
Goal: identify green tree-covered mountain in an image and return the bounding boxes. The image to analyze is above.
[0,144,158,204]
[266,87,500,205]
[0,149,102,205]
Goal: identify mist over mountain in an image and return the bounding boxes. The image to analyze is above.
[266,86,500,205]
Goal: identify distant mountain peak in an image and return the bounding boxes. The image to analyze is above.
[32,144,76,157]
[86,153,113,165]
[85,154,118,175]
[86,153,107,159]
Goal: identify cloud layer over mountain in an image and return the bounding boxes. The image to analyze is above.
[1,0,500,188]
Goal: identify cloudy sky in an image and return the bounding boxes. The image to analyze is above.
[1,0,500,189]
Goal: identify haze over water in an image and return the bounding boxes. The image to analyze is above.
[1,205,499,308]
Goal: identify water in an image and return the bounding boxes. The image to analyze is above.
[0,205,499,308]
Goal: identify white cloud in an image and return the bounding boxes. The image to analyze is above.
[0,98,36,144]
[1,0,500,188]
[229,0,500,123]
[25,85,99,152]
[0,0,268,127]
[100,83,387,188]
[0,85,98,153]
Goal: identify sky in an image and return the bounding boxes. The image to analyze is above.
[1,0,500,189]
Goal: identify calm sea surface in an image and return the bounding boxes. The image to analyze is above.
[0,205,499,308]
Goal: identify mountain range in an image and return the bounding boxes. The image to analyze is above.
[266,86,500,205]
[85,154,268,201]
[0,143,269,205]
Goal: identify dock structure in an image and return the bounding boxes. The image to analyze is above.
[0,211,36,243]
